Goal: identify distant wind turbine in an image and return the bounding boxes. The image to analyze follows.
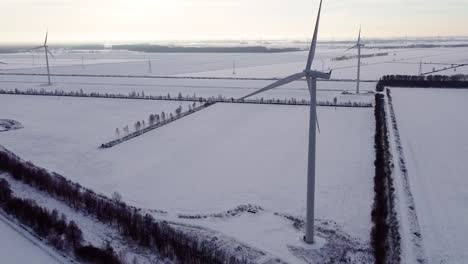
[239,0,330,244]
[346,27,364,94]
[28,31,54,85]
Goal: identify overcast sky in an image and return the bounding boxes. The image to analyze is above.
[1,0,467,44]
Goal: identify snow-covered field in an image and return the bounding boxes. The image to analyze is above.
[0,94,375,263]
[390,88,468,264]
[1,41,468,262]
[1,45,468,79]
[0,74,376,104]
[0,215,63,264]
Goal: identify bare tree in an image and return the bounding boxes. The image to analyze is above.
[112,191,122,202]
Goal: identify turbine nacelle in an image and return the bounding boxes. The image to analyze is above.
[304,69,332,80]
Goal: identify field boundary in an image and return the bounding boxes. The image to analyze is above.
[385,89,427,264]
[372,93,401,264]
[0,88,373,108]
[100,102,215,149]
[0,72,378,82]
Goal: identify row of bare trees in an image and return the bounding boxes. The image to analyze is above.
[115,103,196,139]
[0,147,249,264]
[0,179,122,264]
[377,74,468,91]
[0,87,372,108]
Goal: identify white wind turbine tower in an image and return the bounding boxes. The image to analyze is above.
[239,0,330,244]
[346,27,364,94]
[29,31,54,85]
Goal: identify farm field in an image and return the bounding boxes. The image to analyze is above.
[0,74,376,104]
[1,46,468,79]
[0,94,375,263]
[1,41,468,263]
[390,88,468,264]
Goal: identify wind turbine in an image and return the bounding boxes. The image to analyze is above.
[346,27,364,94]
[239,0,330,244]
[148,59,152,73]
[29,31,54,85]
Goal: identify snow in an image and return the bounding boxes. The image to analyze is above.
[0,74,376,103]
[2,42,466,262]
[0,172,166,264]
[0,119,23,132]
[2,45,467,79]
[0,94,375,263]
[390,88,468,264]
[0,215,63,264]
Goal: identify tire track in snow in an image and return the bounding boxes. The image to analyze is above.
[386,89,428,264]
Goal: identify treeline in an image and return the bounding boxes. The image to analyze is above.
[111,44,300,53]
[116,102,197,139]
[0,179,122,264]
[371,94,400,264]
[0,147,249,264]
[0,88,373,108]
[332,52,388,61]
[377,74,468,91]
[103,102,211,149]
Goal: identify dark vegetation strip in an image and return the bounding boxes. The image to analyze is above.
[0,88,373,108]
[111,44,300,53]
[0,146,250,264]
[100,102,215,149]
[0,179,122,264]
[372,93,401,264]
[376,74,468,91]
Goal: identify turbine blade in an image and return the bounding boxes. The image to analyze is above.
[47,48,55,59]
[0,62,7,65]
[316,112,321,133]
[305,0,323,71]
[345,44,358,52]
[239,72,306,100]
[44,31,48,46]
[25,46,44,52]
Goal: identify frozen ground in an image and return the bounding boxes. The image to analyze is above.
[390,88,468,264]
[0,94,375,263]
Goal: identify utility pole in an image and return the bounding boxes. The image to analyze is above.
[419,61,423,75]
[232,59,236,75]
